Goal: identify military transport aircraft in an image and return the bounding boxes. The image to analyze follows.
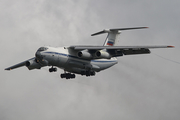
[5,27,174,79]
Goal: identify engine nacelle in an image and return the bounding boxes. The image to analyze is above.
[95,50,111,59]
[26,59,41,70]
[77,51,92,59]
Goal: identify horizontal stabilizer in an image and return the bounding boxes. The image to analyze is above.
[91,27,148,36]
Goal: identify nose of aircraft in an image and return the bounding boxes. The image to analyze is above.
[35,51,42,60]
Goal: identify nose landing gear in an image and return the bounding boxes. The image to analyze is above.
[49,67,57,72]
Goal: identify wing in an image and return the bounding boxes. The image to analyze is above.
[5,57,35,70]
[69,45,174,57]
[70,45,174,50]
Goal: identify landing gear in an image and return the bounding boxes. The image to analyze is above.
[60,73,76,79]
[60,70,95,79]
[81,70,95,76]
[49,67,57,72]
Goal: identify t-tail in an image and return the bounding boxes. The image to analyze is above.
[91,27,148,46]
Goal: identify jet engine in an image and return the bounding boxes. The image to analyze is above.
[77,51,92,59]
[26,59,41,70]
[95,50,111,59]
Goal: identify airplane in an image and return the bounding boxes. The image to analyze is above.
[5,27,174,79]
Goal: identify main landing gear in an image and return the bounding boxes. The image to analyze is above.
[60,73,76,79]
[49,67,57,72]
[60,70,96,79]
[81,70,95,76]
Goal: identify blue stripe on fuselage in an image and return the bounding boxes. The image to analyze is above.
[44,52,117,63]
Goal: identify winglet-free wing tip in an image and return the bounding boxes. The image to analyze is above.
[167,45,175,48]
[5,68,11,70]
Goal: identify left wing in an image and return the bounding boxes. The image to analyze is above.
[69,45,174,56]
[5,57,43,70]
[5,58,35,70]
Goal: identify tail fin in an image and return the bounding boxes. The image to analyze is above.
[91,27,148,46]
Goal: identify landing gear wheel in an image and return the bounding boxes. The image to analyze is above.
[61,74,66,78]
[60,73,76,79]
[49,67,57,72]
[53,68,57,72]
[49,68,53,72]
[86,71,90,77]
[81,70,96,77]
[90,71,95,76]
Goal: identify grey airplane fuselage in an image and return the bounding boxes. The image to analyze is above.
[37,46,118,74]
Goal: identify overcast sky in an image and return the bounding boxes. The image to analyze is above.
[1,0,180,120]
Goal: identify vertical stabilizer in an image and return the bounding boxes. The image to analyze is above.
[103,30,121,46]
[91,27,148,46]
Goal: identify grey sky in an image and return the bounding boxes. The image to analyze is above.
[1,0,180,120]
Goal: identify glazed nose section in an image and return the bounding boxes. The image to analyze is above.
[35,51,42,59]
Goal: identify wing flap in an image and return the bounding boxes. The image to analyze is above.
[122,48,151,55]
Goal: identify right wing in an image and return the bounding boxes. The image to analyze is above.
[5,57,35,70]
[69,45,174,50]
[69,45,174,57]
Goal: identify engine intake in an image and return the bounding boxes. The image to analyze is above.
[26,59,41,70]
[77,51,92,59]
[95,50,111,59]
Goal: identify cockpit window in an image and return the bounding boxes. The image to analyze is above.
[37,47,48,51]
